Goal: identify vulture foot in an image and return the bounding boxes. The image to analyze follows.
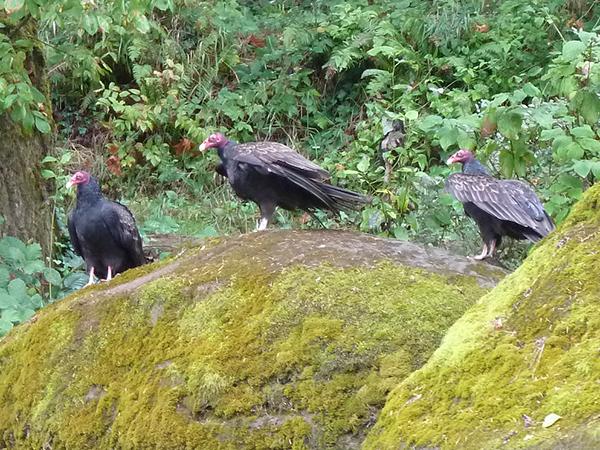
[85,267,96,287]
[256,218,269,231]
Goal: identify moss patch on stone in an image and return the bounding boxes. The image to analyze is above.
[364,184,600,450]
[0,231,498,449]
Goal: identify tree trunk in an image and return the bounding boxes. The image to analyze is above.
[0,116,52,254]
[0,21,53,256]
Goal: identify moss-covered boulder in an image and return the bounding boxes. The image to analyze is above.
[0,230,503,449]
[365,185,600,450]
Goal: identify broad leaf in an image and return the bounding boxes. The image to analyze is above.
[0,318,13,335]
[4,0,25,14]
[572,160,593,178]
[577,138,600,155]
[82,15,99,35]
[497,111,522,140]
[43,268,62,286]
[571,126,595,139]
[561,40,586,62]
[0,291,17,309]
[134,15,151,33]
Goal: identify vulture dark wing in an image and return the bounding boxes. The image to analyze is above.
[502,180,555,235]
[67,211,83,256]
[232,142,330,180]
[445,173,546,232]
[101,201,146,266]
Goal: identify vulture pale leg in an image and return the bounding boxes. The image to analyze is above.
[106,265,113,282]
[472,243,489,261]
[86,267,96,287]
[257,218,269,231]
[488,240,497,258]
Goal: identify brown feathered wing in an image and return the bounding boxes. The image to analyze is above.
[445,173,554,238]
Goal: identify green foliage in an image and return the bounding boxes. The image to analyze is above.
[4,0,600,262]
[0,234,87,336]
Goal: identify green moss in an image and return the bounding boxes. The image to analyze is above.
[0,231,493,449]
[364,184,600,450]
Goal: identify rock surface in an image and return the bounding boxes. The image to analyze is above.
[364,184,600,449]
[0,230,503,449]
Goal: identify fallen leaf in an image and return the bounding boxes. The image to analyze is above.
[542,413,561,428]
[106,155,122,176]
[172,138,196,156]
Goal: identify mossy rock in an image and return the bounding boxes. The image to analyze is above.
[364,185,600,450]
[0,230,504,449]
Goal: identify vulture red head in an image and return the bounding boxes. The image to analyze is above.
[66,171,91,189]
[446,149,475,165]
[199,133,228,152]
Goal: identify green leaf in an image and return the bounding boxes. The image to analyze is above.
[572,160,593,178]
[571,126,595,139]
[0,291,17,309]
[23,260,45,275]
[499,150,514,178]
[552,135,574,159]
[82,15,99,35]
[566,143,585,160]
[0,267,9,288]
[438,126,458,150]
[497,111,522,140]
[134,14,151,33]
[530,108,553,129]
[0,318,13,335]
[356,155,370,173]
[153,0,173,10]
[17,308,35,322]
[418,115,443,132]
[577,138,600,155]
[592,162,600,179]
[2,308,21,323]
[405,110,418,121]
[41,155,58,164]
[62,272,89,291]
[34,116,51,134]
[572,90,600,125]
[7,278,27,299]
[562,40,586,62]
[2,246,25,265]
[41,169,56,179]
[522,83,541,98]
[43,267,62,286]
[24,243,41,261]
[4,0,25,14]
[456,130,475,149]
[540,129,565,141]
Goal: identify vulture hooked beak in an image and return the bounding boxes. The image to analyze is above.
[198,143,207,152]
[66,179,75,189]
[446,155,456,165]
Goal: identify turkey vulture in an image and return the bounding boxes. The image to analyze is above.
[446,149,554,260]
[66,171,146,285]
[199,133,368,230]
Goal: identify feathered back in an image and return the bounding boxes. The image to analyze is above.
[446,173,555,239]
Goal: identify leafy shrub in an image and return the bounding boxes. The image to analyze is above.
[0,233,87,336]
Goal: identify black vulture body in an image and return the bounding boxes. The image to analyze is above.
[67,173,145,281]
[446,150,554,259]
[201,133,368,230]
